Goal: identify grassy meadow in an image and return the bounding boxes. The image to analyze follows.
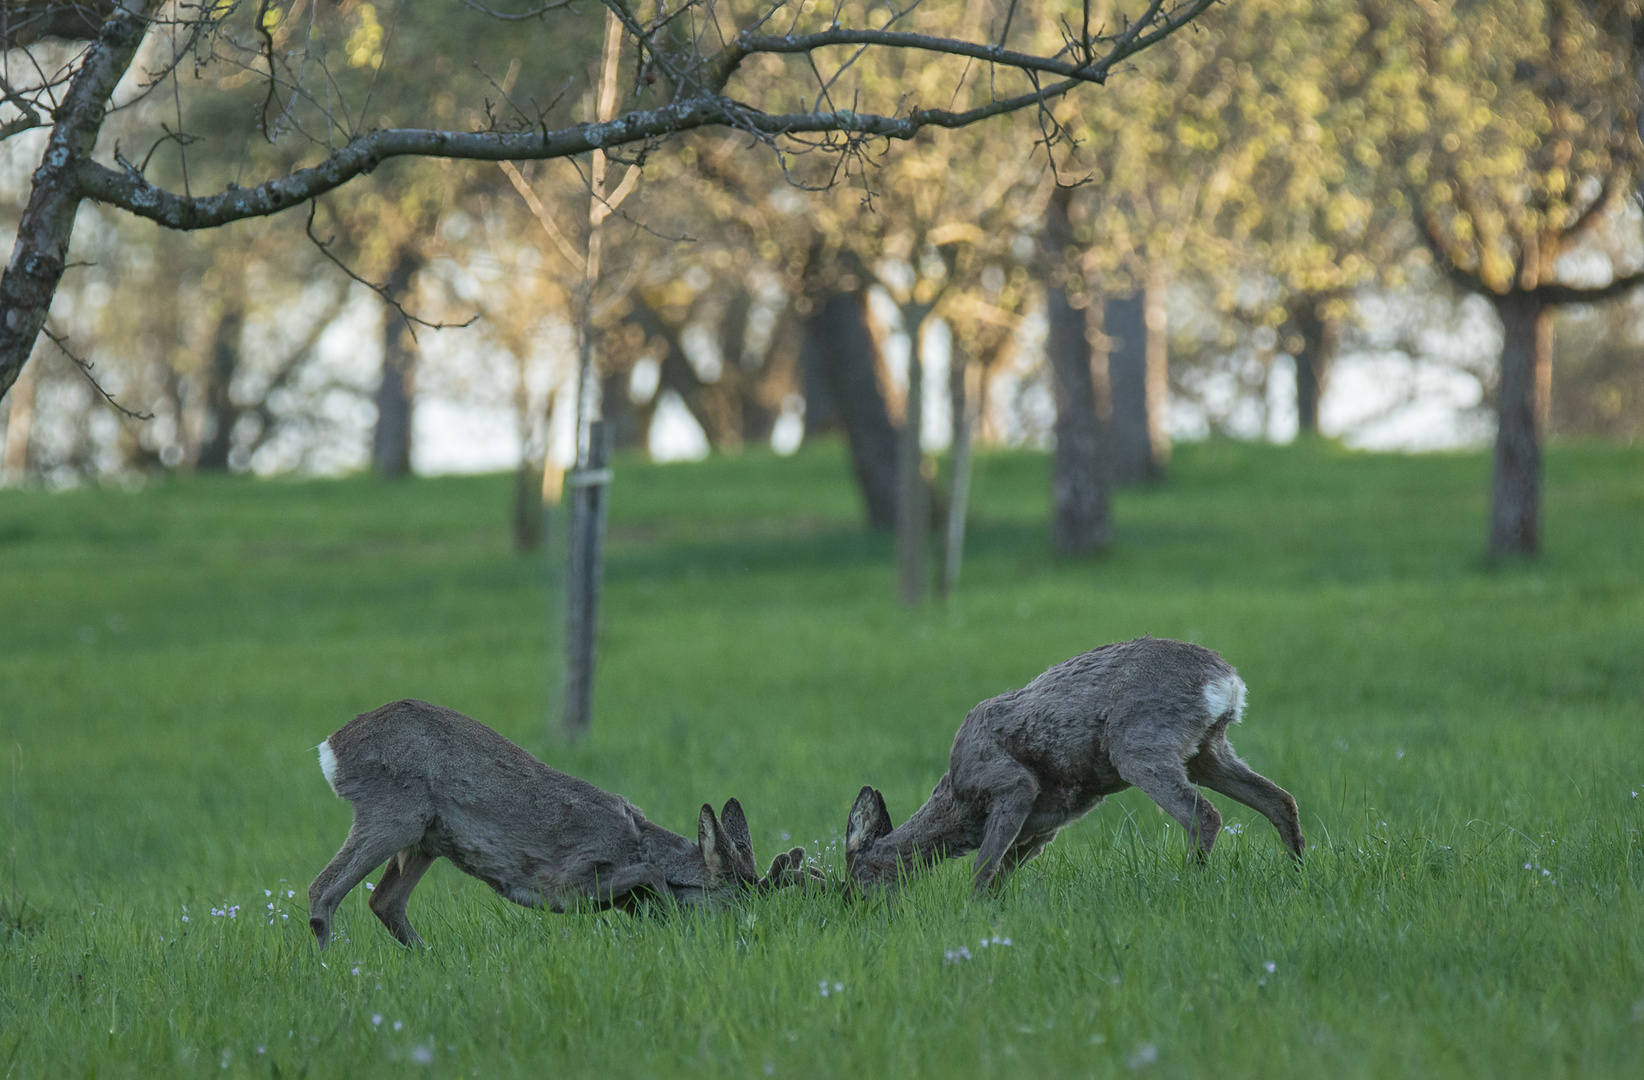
[1,438,1641,1078]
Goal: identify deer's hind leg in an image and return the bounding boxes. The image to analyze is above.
[1111,752,1222,863]
[1187,737,1305,860]
[369,847,437,947]
[309,810,428,948]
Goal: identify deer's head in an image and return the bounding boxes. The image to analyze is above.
[696,798,827,903]
[843,785,898,892]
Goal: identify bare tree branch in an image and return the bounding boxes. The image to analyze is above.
[41,325,153,420]
[1536,267,1644,305]
[303,201,478,341]
[72,0,1216,231]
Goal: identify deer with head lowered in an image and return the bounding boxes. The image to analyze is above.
[308,700,815,947]
[843,637,1305,894]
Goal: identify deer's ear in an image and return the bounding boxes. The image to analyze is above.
[698,804,725,881]
[846,786,893,854]
[719,798,758,880]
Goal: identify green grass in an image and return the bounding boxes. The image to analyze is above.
[1,438,1641,1078]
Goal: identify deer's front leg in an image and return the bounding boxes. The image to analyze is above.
[969,764,1040,894]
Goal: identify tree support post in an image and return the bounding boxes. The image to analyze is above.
[563,419,612,740]
[896,305,932,606]
[940,351,976,599]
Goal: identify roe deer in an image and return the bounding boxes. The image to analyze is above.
[843,637,1305,894]
[308,699,815,947]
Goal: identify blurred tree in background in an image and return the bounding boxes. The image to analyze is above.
[1379,0,1642,557]
[0,0,1640,571]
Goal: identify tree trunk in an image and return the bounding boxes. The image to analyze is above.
[800,289,898,529]
[512,460,540,550]
[1105,258,1170,485]
[940,348,975,598]
[1489,291,1550,559]
[195,280,245,472]
[371,248,422,479]
[1289,294,1340,435]
[600,368,648,451]
[1104,289,1148,486]
[1,349,39,484]
[895,304,932,606]
[1143,257,1172,475]
[0,7,150,403]
[1044,189,1110,554]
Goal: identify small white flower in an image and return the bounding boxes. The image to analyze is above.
[410,1044,434,1065]
[1223,822,1244,836]
[256,1046,266,1055]
[267,903,275,911]
[818,980,830,997]
[265,890,272,898]
[1394,748,1405,761]
[287,890,296,898]
[371,1014,383,1027]
[1263,961,1276,974]
[365,883,374,892]
[352,966,362,976]
[1525,863,1533,870]
[1127,1042,1158,1069]
[181,915,189,923]
[944,946,973,964]
[1542,869,1550,877]
[393,1021,404,1032]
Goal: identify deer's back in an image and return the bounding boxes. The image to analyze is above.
[959,637,1238,770]
[323,700,637,840]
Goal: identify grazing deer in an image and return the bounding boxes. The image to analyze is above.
[308,700,814,947]
[843,637,1305,894]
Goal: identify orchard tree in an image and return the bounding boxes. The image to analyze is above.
[1200,0,1416,434]
[0,0,1214,738]
[0,0,1217,410]
[713,0,1050,601]
[1383,0,1643,558]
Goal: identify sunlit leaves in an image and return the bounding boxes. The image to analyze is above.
[346,4,385,70]
[1404,0,1641,294]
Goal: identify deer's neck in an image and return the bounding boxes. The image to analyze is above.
[639,819,709,888]
[877,773,983,867]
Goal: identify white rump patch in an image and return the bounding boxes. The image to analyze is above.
[317,740,341,796]
[1203,674,1248,724]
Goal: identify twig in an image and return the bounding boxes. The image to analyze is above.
[460,0,578,21]
[498,159,587,271]
[41,327,153,421]
[303,202,477,341]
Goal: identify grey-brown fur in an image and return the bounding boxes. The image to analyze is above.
[308,700,813,947]
[844,637,1305,893]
